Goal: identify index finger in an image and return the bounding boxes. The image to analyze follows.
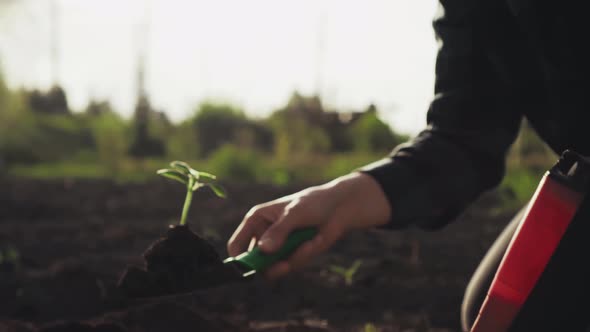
[227,204,283,256]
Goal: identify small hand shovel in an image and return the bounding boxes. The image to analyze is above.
[223,227,318,278]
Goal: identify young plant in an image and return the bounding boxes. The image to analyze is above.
[0,246,20,271]
[329,259,363,286]
[157,161,226,226]
[362,323,379,332]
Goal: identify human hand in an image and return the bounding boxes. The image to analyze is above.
[227,172,391,279]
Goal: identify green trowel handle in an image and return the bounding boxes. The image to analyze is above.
[230,227,318,274]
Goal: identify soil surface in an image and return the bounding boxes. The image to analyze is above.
[0,177,517,331]
[118,224,242,298]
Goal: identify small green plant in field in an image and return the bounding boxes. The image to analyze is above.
[0,247,21,271]
[157,161,226,226]
[362,323,378,332]
[329,259,362,286]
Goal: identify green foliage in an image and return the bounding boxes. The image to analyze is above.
[499,166,544,209]
[329,259,362,286]
[1,112,94,164]
[0,98,35,163]
[33,114,95,161]
[350,111,407,152]
[206,144,266,182]
[128,96,166,158]
[322,153,383,179]
[514,121,553,158]
[362,323,379,332]
[149,111,173,141]
[190,101,274,159]
[167,121,200,160]
[192,102,246,156]
[9,158,170,182]
[267,93,336,160]
[269,112,331,160]
[1,72,33,164]
[499,119,556,210]
[0,67,9,112]
[9,160,106,179]
[91,112,129,174]
[128,133,166,158]
[3,79,413,189]
[158,160,226,226]
[85,100,114,117]
[0,246,21,271]
[27,86,69,115]
[1,74,92,164]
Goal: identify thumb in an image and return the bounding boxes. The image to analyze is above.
[258,206,305,253]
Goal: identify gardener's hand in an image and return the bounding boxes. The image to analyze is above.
[227,172,391,279]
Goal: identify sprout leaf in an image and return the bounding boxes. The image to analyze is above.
[208,183,227,198]
[157,168,188,185]
[329,266,347,275]
[350,260,362,274]
[329,259,362,286]
[170,161,191,175]
[191,182,203,191]
[159,160,226,226]
[189,169,217,182]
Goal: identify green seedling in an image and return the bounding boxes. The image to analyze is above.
[0,247,21,271]
[363,323,379,332]
[329,259,362,286]
[157,161,227,226]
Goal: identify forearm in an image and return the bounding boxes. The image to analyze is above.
[359,122,519,230]
[321,172,392,229]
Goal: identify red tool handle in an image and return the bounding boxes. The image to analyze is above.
[472,151,588,332]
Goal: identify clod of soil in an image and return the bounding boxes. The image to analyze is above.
[117,225,241,298]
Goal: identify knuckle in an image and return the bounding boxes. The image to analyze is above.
[245,204,264,220]
[284,201,307,218]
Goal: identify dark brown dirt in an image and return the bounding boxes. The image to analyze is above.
[38,321,125,332]
[118,224,241,298]
[0,177,517,331]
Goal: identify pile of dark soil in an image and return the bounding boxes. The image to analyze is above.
[118,225,241,298]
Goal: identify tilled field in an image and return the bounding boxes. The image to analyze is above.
[0,178,515,331]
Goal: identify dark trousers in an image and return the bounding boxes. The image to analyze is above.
[460,207,527,332]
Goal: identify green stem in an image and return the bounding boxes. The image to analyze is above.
[180,177,195,226]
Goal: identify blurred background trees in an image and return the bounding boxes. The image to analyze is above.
[1,66,411,184]
[91,111,129,175]
[1,62,556,208]
[192,102,272,157]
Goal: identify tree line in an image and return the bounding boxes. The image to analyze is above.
[0,71,409,182]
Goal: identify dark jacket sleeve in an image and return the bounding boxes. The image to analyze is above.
[360,1,522,230]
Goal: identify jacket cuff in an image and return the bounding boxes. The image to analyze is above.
[358,157,440,230]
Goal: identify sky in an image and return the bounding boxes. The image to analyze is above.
[0,0,438,134]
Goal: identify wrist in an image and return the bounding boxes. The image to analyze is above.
[329,172,392,229]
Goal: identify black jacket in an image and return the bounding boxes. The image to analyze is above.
[362,0,590,229]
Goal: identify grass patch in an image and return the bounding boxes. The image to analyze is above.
[498,166,546,210]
